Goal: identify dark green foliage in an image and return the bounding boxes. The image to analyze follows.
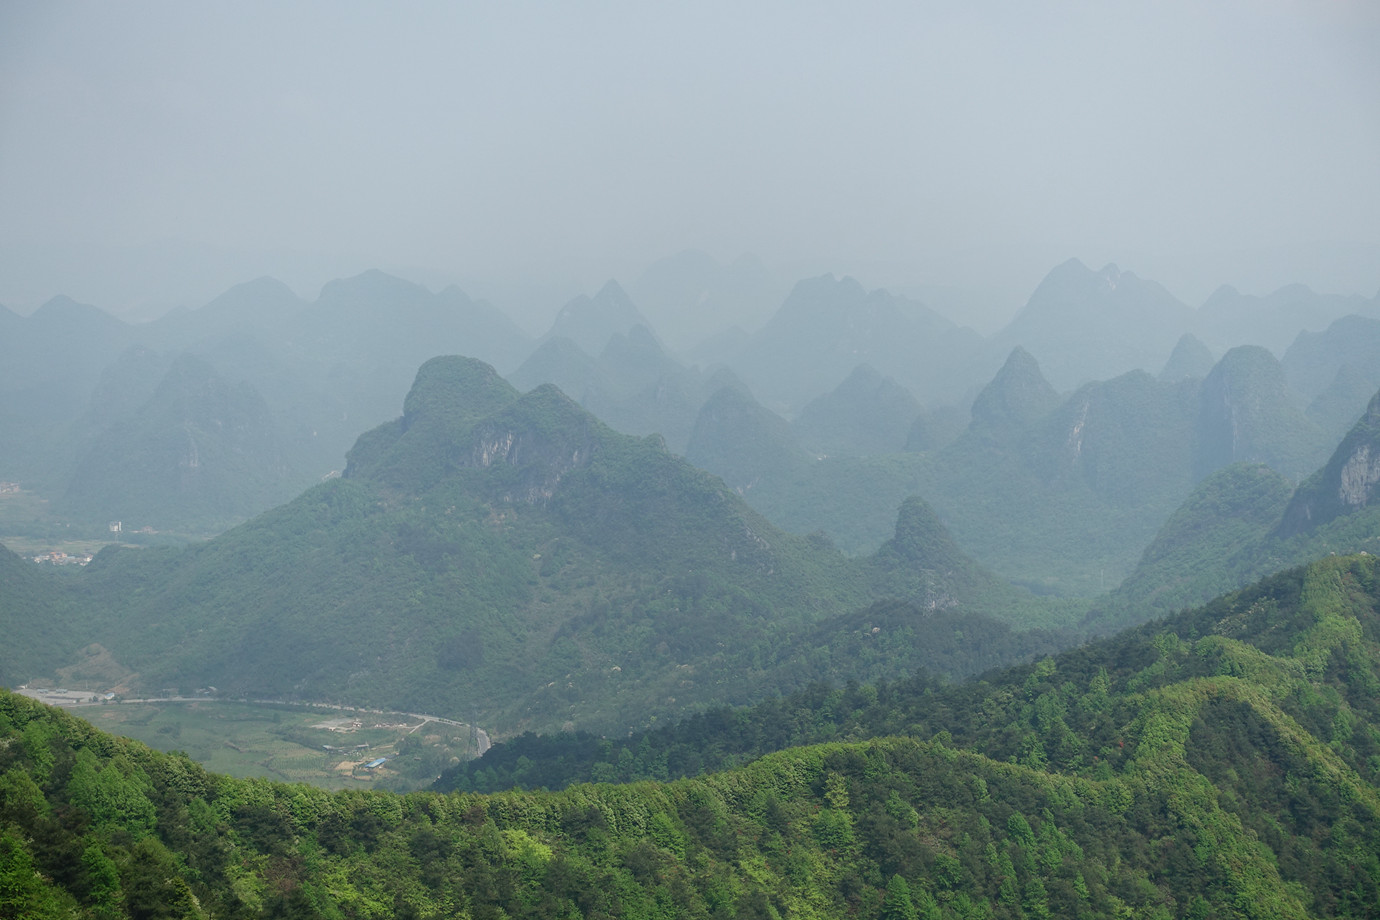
[1087,464,1295,630]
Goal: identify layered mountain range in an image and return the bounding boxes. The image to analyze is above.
[3,254,1376,544]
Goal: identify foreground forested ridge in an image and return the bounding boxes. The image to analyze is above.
[4,555,1379,918]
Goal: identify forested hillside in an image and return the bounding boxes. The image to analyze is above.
[20,357,1067,738]
[3,554,1378,918]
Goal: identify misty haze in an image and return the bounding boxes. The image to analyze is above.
[2,3,1380,918]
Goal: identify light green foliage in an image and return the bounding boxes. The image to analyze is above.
[66,748,157,834]
[0,831,73,919]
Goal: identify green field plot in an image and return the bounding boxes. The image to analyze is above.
[78,700,476,790]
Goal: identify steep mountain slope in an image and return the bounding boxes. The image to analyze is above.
[507,335,602,403]
[5,554,1379,919]
[512,326,724,455]
[47,357,1041,737]
[545,279,657,357]
[571,326,714,454]
[0,271,536,535]
[1194,345,1328,481]
[1307,363,1380,448]
[793,364,923,458]
[1281,314,1380,443]
[0,546,89,686]
[1280,314,1380,403]
[707,341,1339,598]
[965,346,1062,439]
[56,355,298,531]
[730,354,1198,593]
[1090,391,1380,631]
[1086,463,1297,629]
[683,384,812,494]
[1277,389,1380,537]
[1157,332,1215,382]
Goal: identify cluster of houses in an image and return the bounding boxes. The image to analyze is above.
[32,550,94,566]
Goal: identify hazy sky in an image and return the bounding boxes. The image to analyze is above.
[2,0,1378,330]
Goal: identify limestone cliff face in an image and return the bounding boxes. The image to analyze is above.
[1277,389,1380,536]
[462,385,602,504]
[345,356,601,503]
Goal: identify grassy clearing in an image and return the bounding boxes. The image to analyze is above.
[76,699,478,790]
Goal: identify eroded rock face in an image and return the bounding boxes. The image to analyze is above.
[1338,445,1380,509]
[451,383,603,505]
[1276,389,1380,536]
[466,412,598,505]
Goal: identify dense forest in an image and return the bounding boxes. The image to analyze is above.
[3,554,1379,918]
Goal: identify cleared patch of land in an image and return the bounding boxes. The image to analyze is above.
[75,699,480,790]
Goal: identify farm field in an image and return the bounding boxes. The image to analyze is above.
[75,699,479,790]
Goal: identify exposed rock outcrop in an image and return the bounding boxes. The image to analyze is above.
[1277,389,1380,536]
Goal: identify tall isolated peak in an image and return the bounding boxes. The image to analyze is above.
[593,278,635,309]
[878,496,966,572]
[969,346,1060,434]
[1159,334,1216,382]
[400,355,519,430]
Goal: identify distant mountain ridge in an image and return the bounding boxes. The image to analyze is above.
[707,343,1339,596]
[4,254,1377,573]
[714,273,982,412]
[0,270,535,532]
